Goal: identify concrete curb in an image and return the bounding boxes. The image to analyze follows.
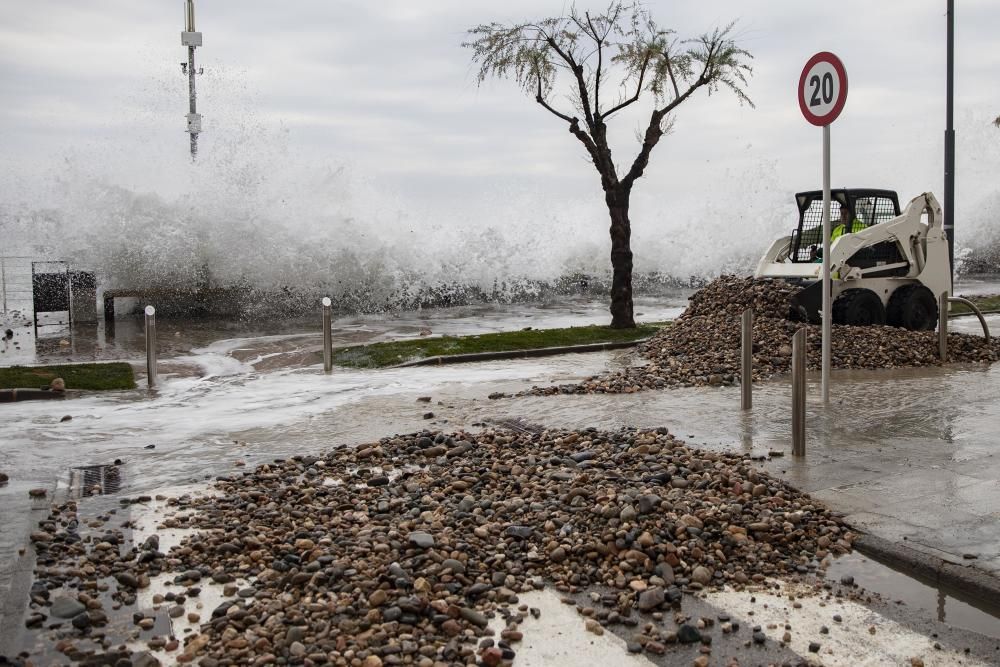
[948,310,1000,319]
[392,338,650,367]
[853,533,1000,607]
[949,308,1000,319]
[0,481,68,657]
[0,388,67,403]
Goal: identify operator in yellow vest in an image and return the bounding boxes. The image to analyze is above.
[831,206,865,242]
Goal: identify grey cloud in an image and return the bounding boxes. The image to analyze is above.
[0,0,997,221]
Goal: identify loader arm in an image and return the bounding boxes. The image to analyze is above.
[831,193,947,288]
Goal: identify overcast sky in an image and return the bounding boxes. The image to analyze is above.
[1,0,998,266]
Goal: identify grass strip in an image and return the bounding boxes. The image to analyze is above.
[0,362,136,390]
[332,322,668,369]
[952,294,1000,315]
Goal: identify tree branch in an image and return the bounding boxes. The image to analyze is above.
[655,41,714,117]
[602,53,650,119]
[533,69,602,176]
[586,12,602,117]
[568,120,602,168]
[621,79,704,189]
[535,73,576,124]
[663,50,681,99]
[542,33,597,131]
[465,7,754,195]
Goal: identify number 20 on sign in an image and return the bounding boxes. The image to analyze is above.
[798,52,848,126]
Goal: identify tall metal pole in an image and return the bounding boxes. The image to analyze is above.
[944,0,955,285]
[182,0,202,161]
[821,125,831,404]
[188,45,198,159]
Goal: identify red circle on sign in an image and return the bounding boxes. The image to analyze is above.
[798,52,848,126]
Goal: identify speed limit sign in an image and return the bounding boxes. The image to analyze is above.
[798,52,848,126]
[798,51,848,406]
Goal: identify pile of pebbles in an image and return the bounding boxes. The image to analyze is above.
[497,275,1000,397]
[20,427,853,665]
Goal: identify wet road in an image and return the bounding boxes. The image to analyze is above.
[2,296,1000,662]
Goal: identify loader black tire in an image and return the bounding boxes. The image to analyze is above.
[832,288,886,327]
[886,284,938,331]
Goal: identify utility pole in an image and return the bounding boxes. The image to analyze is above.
[944,0,955,285]
[181,0,203,160]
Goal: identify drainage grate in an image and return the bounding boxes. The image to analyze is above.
[70,464,122,498]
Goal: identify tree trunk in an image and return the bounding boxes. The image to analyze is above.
[606,187,635,328]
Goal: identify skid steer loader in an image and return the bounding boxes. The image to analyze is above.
[754,189,950,330]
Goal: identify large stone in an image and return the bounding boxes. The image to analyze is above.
[459,607,488,628]
[637,494,660,514]
[131,652,162,667]
[504,526,533,539]
[677,624,702,644]
[50,597,86,619]
[407,532,435,549]
[636,587,664,612]
[441,558,465,575]
[116,572,140,589]
[691,566,712,585]
[654,562,675,585]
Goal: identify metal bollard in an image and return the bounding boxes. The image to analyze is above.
[791,328,806,456]
[741,308,753,410]
[322,297,333,373]
[939,291,948,362]
[144,305,157,389]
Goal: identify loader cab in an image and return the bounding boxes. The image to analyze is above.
[788,189,901,264]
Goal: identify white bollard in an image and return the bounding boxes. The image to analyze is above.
[322,297,333,373]
[144,305,157,389]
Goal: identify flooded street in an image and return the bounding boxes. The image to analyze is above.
[0,294,690,369]
[3,291,1000,662]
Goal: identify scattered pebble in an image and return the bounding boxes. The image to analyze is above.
[22,426,855,663]
[493,276,1000,398]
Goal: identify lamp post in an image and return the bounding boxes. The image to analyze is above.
[944,0,955,285]
[181,0,203,160]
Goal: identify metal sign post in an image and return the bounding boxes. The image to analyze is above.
[944,0,955,288]
[799,51,848,405]
[821,125,831,404]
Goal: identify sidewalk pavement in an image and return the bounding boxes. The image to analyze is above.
[769,438,1000,579]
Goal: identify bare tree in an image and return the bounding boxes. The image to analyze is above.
[465,2,753,328]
